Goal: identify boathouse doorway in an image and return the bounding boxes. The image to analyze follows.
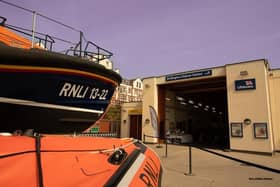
[129,115,142,140]
[159,77,230,149]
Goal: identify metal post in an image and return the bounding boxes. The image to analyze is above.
[79,31,83,57]
[97,47,100,63]
[184,145,194,176]
[165,139,168,157]
[144,134,146,144]
[189,146,192,175]
[31,11,37,48]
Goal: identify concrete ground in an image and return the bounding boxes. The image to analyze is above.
[147,144,280,187]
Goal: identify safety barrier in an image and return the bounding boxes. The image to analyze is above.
[191,144,280,174]
[143,134,168,157]
[143,134,280,175]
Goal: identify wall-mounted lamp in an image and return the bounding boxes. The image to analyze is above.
[145,118,150,124]
[240,70,248,76]
[123,119,127,124]
[243,118,251,125]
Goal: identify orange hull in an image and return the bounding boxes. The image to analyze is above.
[0,135,162,187]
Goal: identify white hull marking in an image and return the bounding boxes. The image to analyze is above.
[0,97,104,114]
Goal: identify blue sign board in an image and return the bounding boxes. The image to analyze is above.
[166,70,212,81]
[235,79,256,91]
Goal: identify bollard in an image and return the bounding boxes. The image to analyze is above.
[184,145,194,176]
[165,139,168,157]
[189,146,192,175]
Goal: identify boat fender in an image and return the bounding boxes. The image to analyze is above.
[108,148,127,165]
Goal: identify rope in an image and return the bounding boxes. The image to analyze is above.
[0,138,137,158]
[0,0,81,32]
[0,0,33,13]
[35,135,44,187]
[143,134,280,174]
[193,145,280,174]
[144,134,161,139]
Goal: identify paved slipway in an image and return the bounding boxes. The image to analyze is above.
[148,144,280,187]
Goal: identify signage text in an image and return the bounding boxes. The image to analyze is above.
[166,70,212,81]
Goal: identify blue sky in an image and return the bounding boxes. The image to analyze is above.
[1,0,280,78]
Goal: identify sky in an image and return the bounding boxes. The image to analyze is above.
[1,0,280,79]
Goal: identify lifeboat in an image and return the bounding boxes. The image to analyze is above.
[0,13,162,186]
[0,17,121,134]
[0,135,162,187]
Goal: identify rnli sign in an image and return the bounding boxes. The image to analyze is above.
[235,79,256,91]
[166,70,212,81]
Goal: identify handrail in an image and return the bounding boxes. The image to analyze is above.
[85,41,113,57]
[0,1,114,59]
[1,21,55,50]
[1,17,114,62]
[0,16,7,25]
[65,40,113,63]
[78,132,118,137]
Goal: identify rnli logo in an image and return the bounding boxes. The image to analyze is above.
[235,79,256,91]
[139,156,160,187]
[245,80,253,86]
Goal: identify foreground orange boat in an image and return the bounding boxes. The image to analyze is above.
[0,135,162,187]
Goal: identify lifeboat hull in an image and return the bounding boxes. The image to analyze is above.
[0,135,162,187]
[0,43,122,133]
